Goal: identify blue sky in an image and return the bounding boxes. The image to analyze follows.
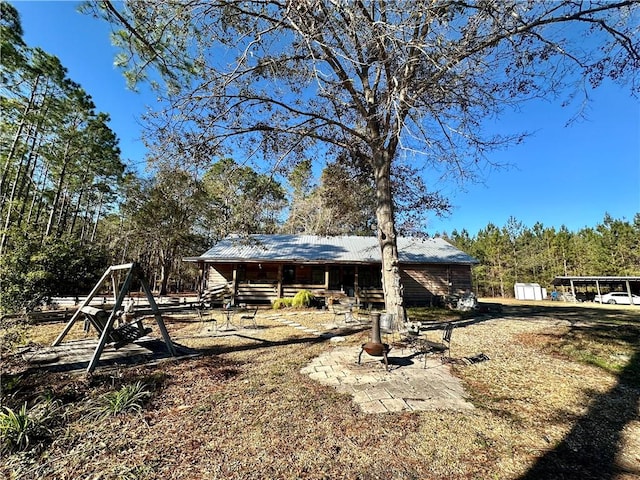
[13,1,640,236]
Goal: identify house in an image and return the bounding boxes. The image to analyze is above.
[184,234,477,306]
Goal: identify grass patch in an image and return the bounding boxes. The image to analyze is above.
[518,322,640,385]
[406,306,475,323]
[87,381,152,419]
[0,396,65,454]
[1,302,639,479]
[272,297,293,309]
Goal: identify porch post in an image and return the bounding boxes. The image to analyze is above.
[232,264,238,304]
[199,261,207,296]
[354,265,360,305]
[277,264,283,298]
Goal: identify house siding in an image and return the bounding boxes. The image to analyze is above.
[190,235,476,306]
[401,264,472,306]
[204,262,471,306]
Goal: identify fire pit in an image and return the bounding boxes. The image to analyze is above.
[358,312,391,370]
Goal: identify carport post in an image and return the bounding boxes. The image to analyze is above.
[626,280,633,304]
[596,280,602,299]
[570,279,576,302]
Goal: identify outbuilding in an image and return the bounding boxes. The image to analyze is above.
[514,282,547,301]
[184,234,477,306]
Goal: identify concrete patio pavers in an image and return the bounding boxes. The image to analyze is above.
[269,314,474,413]
[301,346,475,413]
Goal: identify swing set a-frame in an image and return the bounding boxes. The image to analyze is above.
[52,262,176,373]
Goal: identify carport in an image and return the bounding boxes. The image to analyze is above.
[552,276,640,302]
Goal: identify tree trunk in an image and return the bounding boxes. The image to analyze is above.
[0,149,27,255]
[54,187,70,237]
[17,124,44,224]
[0,74,41,203]
[159,249,171,296]
[498,256,505,297]
[29,163,49,228]
[45,139,71,237]
[90,190,104,242]
[372,150,405,324]
[68,184,86,236]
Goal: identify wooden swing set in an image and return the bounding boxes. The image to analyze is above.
[52,262,176,373]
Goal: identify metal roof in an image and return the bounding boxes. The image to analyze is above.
[185,235,477,265]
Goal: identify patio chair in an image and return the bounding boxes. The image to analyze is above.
[239,307,258,328]
[439,322,454,364]
[411,322,455,367]
[393,322,420,354]
[331,303,352,323]
[196,303,217,333]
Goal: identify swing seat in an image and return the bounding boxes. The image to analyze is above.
[111,321,152,349]
[81,306,150,347]
[81,306,113,339]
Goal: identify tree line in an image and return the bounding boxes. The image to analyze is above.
[443,214,640,298]
[86,0,637,322]
[1,2,124,311]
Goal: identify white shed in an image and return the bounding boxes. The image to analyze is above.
[514,283,547,301]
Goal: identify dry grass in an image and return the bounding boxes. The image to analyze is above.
[1,301,639,479]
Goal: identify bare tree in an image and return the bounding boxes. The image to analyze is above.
[89,0,639,320]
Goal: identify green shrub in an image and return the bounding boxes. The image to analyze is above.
[272,298,293,310]
[89,381,151,419]
[292,290,314,308]
[0,397,65,454]
[0,317,28,355]
[0,229,109,314]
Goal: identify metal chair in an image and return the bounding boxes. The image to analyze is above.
[439,323,454,364]
[410,322,454,367]
[239,307,258,328]
[331,303,351,323]
[196,303,217,333]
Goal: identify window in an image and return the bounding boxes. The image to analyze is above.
[311,266,325,285]
[359,265,382,288]
[283,265,296,284]
[236,264,246,283]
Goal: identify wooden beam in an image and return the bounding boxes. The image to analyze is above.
[111,272,118,304]
[52,265,114,346]
[232,265,238,304]
[87,265,136,372]
[277,264,283,298]
[324,265,329,290]
[139,273,175,357]
[354,265,360,305]
[110,263,135,271]
[199,261,206,295]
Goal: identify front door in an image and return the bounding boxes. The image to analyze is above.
[342,266,355,296]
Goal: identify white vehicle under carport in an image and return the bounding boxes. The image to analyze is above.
[594,292,640,305]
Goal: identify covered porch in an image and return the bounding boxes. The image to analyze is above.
[195,261,385,306]
[184,235,477,307]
